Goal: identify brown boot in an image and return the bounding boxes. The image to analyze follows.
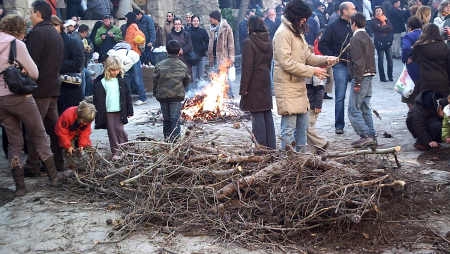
[43,156,65,186]
[11,157,26,197]
[23,160,41,177]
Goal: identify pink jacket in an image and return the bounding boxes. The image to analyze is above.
[0,32,39,96]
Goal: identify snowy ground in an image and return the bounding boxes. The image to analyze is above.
[1,59,449,253]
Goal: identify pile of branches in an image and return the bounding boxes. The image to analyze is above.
[72,131,403,248]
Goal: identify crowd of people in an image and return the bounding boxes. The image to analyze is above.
[1,0,450,198]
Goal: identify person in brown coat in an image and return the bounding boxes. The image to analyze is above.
[239,16,276,149]
[207,10,235,68]
[273,0,337,152]
[163,11,174,46]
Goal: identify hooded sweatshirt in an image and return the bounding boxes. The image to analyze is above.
[239,32,273,112]
[0,32,39,96]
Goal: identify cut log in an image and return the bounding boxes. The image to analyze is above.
[216,161,286,200]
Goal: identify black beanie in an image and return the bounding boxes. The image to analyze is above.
[125,12,137,24]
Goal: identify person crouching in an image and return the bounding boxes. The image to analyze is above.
[55,101,96,158]
[153,40,191,142]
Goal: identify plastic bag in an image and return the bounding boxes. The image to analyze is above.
[228,65,236,82]
[394,66,415,98]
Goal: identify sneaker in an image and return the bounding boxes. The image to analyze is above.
[351,137,376,148]
[335,129,344,135]
[134,99,147,106]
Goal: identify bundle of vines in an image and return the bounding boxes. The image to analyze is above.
[71,130,403,248]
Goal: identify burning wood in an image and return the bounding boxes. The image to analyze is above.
[181,62,244,121]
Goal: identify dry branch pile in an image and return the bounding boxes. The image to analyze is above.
[72,131,402,248]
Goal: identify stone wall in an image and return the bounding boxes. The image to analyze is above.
[147,0,219,29]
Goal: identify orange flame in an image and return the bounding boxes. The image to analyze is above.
[181,60,236,121]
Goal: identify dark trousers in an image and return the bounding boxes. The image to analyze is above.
[376,46,393,80]
[27,97,64,170]
[251,110,276,149]
[160,101,182,141]
[106,112,128,155]
[0,95,53,167]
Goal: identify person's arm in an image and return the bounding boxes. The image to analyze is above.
[16,40,39,80]
[318,25,334,56]
[148,16,156,44]
[401,36,412,63]
[349,37,365,84]
[26,30,45,66]
[442,114,449,142]
[201,29,210,54]
[274,32,318,78]
[94,26,105,46]
[182,32,193,54]
[227,26,235,64]
[112,26,123,42]
[239,40,254,95]
[152,65,160,96]
[61,38,84,73]
[304,46,328,67]
[78,123,92,148]
[183,66,191,88]
[54,112,74,150]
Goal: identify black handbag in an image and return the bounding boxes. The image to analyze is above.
[1,40,38,94]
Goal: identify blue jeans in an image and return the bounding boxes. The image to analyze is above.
[131,60,147,101]
[81,68,94,97]
[376,46,393,80]
[333,63,350,130]
[191,57,207,83]
[280,113,309,152]
[160,101,182,141]
[348,77,376,138]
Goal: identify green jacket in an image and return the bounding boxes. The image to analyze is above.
[153,55,191,102]
[94,25,123,46]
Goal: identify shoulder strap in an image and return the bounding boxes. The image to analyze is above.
[8,39,16,65]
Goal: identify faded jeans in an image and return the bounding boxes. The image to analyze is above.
[333,63,350,130]
[191,57,207,83]
[348,77,376,138]
[131,60,147,102]
[376,46,393,80]
[160,101,182,141]
[280,113,309,152]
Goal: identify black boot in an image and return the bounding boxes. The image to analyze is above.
[11,157,26,196]
[43,156,65,186]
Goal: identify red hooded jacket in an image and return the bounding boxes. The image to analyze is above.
[55,107,92,149]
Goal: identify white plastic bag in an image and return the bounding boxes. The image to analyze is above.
[394,66,415,98]
[228,65,236,82]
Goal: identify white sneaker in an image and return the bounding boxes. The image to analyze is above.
[134,99,147,106]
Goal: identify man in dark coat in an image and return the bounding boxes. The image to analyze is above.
[389,0,409,58]
[135,10,156,65]
[238,9,255,51]
[26,0,65,173]
[319,1,356,134]
[264,8,281,40]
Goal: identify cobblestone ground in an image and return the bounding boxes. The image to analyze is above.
[0,59,449,253]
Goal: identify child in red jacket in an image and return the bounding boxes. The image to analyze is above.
[55,101,96,155]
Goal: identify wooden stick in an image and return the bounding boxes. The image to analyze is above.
[325,146,401,158]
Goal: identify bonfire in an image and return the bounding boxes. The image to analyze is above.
[181,62,242,121]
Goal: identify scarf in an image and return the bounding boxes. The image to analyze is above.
[376,15,387,26]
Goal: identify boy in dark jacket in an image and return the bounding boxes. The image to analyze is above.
[348,13,377,148]
[153,40,191,141]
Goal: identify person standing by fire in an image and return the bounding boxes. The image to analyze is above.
[273,0,338,152]
[240,16,276,149]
